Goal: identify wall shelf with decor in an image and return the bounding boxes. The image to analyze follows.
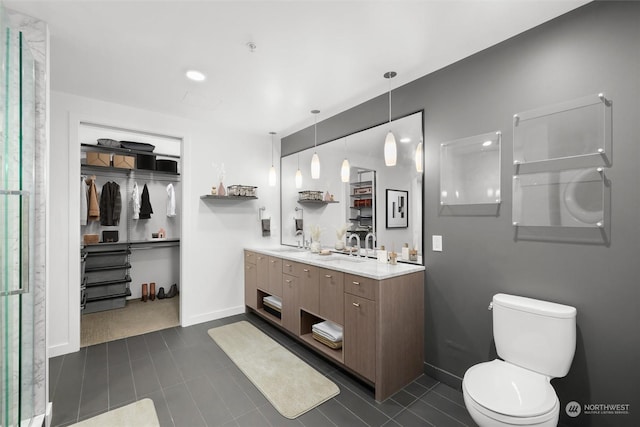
[200,195,258,201]
[297,200,339,205]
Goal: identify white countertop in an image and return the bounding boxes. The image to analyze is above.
[246,246,425,280]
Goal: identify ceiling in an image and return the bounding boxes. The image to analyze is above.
[7,0,590,138]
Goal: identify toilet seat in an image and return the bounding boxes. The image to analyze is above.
[463,359,558,424]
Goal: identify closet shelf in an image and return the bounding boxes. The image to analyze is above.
[81,164,180,179]
[81,143,179,159]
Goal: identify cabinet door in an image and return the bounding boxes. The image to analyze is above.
[319,268,344,325]
[282,274,299,334]
[256,254,269,291]
[299,264,319,314]
[268,257,283,297]
[244,261,257,309]
[344,293,376,382]
[282,260,299,276]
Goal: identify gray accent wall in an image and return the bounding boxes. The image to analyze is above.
[282,2,640,426]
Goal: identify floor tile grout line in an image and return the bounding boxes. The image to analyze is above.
[405,398,470,427]
[332,393,393,427]
[391,407,437,427]
[315,406,341,427]
[430,386,468,410]
[75,349,88,424]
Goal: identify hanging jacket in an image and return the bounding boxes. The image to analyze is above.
[132,182,140,220]
[166,183,176,217]
[139,184,153,219]
[81,177,89,226]
[87,178,100,222]
[99,181,122,226]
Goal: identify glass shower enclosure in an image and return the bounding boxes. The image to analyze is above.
[0,5,39,427]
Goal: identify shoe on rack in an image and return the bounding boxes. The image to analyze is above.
[141,283,148,302]
[149,282,156,301]
[166,284,179,298]
[157,287,166,299]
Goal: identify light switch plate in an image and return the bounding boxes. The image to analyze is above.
[432,235,443,252]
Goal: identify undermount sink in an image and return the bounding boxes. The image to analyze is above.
[268,247,305,253]
[321,256,366,264]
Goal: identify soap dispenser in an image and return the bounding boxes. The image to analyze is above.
[377,245,388,263]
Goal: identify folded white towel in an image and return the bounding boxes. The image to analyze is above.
[312,328,342,343]
[312,320,343,341]
[263,295,282,309]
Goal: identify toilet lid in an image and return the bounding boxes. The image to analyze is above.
[464,360,557,417]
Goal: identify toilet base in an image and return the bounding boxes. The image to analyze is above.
[463,388,559,426]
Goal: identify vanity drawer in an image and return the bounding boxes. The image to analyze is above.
[282,260,301,276]
[344,273,377,301]
[245,250,257,265]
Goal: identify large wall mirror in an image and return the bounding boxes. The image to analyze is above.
[281,111,424,263]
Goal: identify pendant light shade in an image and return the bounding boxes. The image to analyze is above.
[310,110,321,179]
[384,131,397,167]
[311,152,320,179]
[295,168,303,188]
[383,71,397,167]
[415,141,423,173]
[268,131,277,186]
[341,158,350,183]
[295,153,302,188]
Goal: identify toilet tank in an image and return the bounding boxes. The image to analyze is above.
[493,293,577,378]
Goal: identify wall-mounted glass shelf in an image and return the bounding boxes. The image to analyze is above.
[513,93,611,170]
[440,131,501,206]
[512,167,605,228]
[200,195,258,200]
[297,200,339,205]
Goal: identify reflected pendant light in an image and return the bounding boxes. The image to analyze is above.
[310,110,321,179]
[268,131,277,186]
[415,140,423,173]
[384,71,397,166]
[341,138,350,183]
[295,153,303,189]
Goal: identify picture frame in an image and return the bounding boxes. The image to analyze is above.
[386,189,408,228]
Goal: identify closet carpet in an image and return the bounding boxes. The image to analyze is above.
[81,297,179,347]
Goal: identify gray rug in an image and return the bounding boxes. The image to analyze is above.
[70,398,159,427]
[208,321,340,419]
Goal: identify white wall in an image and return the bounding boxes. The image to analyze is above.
[49,91,280,356]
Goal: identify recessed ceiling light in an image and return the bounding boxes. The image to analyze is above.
[185,70,206,82]
[482,140,493,147]
[400,137,412,143]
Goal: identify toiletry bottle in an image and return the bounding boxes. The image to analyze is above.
[401,243,409,260]
[389,251,397,265]
[377,245,388,263]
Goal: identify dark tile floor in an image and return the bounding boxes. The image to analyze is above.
[49,312,477,427]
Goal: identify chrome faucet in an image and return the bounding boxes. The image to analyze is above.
[295,230,306,249]
[347,233,361,257]
[364,232,376,256]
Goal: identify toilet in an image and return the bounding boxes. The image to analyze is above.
[462,293,577,427]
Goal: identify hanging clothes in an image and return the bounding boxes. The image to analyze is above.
[132,182,140,220]
[166,183,176,217]
[81,177,88,226]
[99,181,122,226]
[139,183,153,219]
[87,177,100,222]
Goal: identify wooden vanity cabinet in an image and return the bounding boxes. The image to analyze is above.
[299,264,319,314]
[244,251,257,309]
[319,268,344,325]
[245,251,424,402]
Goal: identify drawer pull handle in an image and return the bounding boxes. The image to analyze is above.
[270,260,276,263]
[258,256,264,260]
[352,281,360,285]
[303,269,309,272]
[325,274,332,278]
[352,302,360,308]
[285,264,291,267]
[285,279,292,283]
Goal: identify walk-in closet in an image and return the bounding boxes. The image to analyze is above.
[79,121,182,346]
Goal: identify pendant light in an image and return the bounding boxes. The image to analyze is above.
[415,140,424,173]
[295,153,303,189]
[383,71,397,167]
[341,138,350,183]
[268,132,277,186]
[310,110,321,179]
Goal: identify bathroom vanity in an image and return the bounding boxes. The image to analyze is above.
[244,247,425,401]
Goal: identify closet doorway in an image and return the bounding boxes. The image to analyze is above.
[78,121,182,347]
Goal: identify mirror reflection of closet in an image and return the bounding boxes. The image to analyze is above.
[79,121,182,346]
[281,111,424,261]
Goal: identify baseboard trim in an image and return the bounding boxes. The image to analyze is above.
[424,362,463,391]
[182,305,245,327]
